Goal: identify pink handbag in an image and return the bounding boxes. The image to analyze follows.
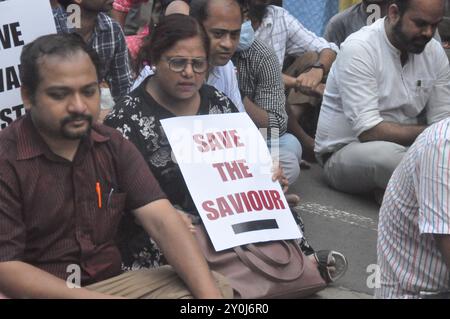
[195,225,327,299]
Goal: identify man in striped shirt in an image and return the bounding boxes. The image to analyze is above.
[376,117,450,299]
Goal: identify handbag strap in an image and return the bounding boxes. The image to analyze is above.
[234,241,304,282]
[245,242,291,266]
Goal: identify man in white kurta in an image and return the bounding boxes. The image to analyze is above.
[315,0,450,195]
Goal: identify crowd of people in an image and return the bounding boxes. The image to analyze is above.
[0,0,449,299]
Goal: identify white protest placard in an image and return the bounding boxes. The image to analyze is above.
[161,113,302,251]
[0,0,56,130]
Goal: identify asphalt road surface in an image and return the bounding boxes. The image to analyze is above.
[290,164,380,299]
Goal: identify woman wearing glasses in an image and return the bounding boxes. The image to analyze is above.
[104,14,240,269]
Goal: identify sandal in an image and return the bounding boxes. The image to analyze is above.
[313,250,348,284]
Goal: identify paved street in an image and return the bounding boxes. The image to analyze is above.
[290,164,380,299]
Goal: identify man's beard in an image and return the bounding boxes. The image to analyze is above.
[60,114,93,140]
[249,4,268,23]
[393,18,432,54]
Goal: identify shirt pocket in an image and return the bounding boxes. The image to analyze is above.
[94,192,127,245]
[405,78,434,118]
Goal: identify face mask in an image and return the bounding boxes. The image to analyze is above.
[100,87,115,110]
[237,20,255,52]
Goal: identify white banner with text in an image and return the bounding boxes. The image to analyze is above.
[0,0,56,130]
[161,113,301,251]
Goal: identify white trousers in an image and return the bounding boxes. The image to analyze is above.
[322,141,407,193]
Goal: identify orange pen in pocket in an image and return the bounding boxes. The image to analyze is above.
[96,182,102,208]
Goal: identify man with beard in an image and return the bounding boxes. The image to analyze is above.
[0,34,230,299]
[315,0,450,202]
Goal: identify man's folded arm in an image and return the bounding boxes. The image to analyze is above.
[358,121,426,146]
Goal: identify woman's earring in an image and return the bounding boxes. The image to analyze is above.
[151,65,157,73]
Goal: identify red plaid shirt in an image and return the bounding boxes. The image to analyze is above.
[126,26,150,61]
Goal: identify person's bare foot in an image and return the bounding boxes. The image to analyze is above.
[308,254,336,277]
[308,250,348,284]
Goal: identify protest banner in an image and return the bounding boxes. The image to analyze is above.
[161,113,302,251]
[0,0,56,130]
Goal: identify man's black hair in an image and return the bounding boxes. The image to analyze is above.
[190,0,210,23]
[57,0,73,9]
[390,0,413,16]
[20,33,100,104]
[245,0,269,23]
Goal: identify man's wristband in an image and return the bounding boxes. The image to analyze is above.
[310,61,325,72]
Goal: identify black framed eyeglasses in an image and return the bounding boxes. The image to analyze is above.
[162,56,209,74]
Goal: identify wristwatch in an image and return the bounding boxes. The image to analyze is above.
[310,61,325,71]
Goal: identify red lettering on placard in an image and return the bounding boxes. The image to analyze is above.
[211,160,253,182]
[192,130,245,152]
[201,189,286,221]
[206,133,224,151]
[247,191,263,211]
[217,197,233,218]
[229,129,244,147]
[193,134,209,152]
[270,190,285,209]
[216,131,233,148]
[203,200,219,220]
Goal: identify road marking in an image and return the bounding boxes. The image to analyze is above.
[295,202,378,232]
[312,287,373,299]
